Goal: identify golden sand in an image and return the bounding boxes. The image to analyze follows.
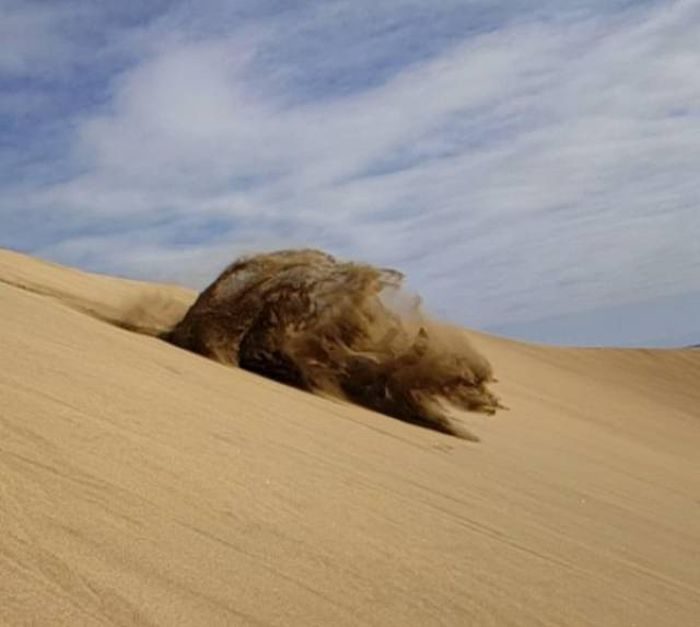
[1,248,699,626]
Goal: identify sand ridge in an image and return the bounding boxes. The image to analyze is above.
[1,247,699,626]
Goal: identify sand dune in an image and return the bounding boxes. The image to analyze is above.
[1,247,699,626]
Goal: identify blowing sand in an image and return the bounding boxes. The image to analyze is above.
[1,247,699,626]
[166,249,500,440]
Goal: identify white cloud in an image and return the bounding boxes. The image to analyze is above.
[3,0,700,332]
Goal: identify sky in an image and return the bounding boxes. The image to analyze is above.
[1,0,699,347]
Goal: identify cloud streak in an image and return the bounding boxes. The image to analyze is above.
[1,0,698,341]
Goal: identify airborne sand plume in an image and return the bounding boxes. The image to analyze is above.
[166,249,500,439]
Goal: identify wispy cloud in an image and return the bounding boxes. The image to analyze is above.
[1,0,698,340]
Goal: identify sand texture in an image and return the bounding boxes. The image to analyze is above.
[1,247,699,626]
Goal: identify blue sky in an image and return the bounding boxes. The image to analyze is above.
[1,0,699,346]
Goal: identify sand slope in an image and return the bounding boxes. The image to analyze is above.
[1,248,699,626]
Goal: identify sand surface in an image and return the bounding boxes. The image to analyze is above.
[1,247,699,626]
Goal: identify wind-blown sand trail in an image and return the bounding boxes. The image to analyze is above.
[1,247,699,626]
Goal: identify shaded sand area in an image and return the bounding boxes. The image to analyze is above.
[1,247,699,626]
